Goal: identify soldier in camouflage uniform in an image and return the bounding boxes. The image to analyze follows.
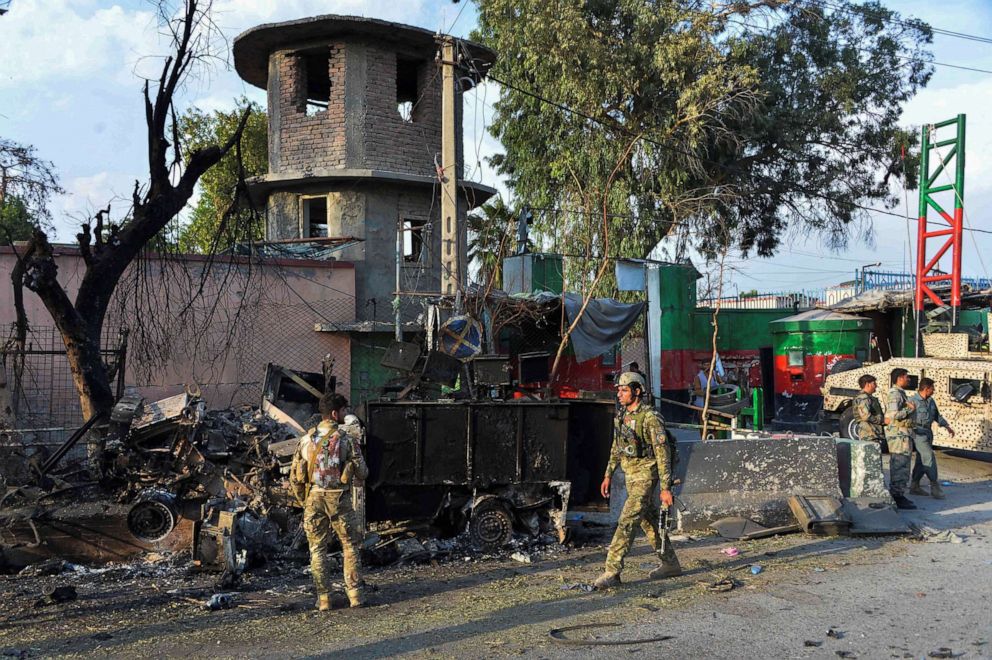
[594,372,681,590]
[909,377,955,500]
[885,368,917,510]
[290,393,369,611]
[852,374,884,442]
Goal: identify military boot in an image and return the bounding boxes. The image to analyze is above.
[316,594,331,612]
[648,558,683,580]
[930,482,946,500]
[893,494,917,510]
[347,588,366,608]
[592,572,620,590]
[909,481,928,496]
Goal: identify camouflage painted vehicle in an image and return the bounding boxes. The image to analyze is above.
[822,330,992,453]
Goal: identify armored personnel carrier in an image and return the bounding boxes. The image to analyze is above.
[822,326,992,453]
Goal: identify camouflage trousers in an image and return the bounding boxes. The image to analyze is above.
[303,489,362,598]
[605,478,678,575]
[912,430,939,485]
[885,431,912,497]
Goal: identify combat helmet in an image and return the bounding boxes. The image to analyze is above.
[617,371,645,390]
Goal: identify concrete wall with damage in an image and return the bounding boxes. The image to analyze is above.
[0,247,356,428]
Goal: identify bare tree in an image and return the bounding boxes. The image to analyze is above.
[8,0,251,447]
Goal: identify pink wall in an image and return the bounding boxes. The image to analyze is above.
[0,246,355,421]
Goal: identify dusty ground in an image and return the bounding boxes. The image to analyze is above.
[1,451,991,659]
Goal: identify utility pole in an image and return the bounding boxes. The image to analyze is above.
[395,215,403,342]
[438,35,460,296]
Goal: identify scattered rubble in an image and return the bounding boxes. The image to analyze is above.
[32,585,77,607]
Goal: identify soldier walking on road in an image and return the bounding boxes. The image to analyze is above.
[290,393,369,611]
[594,372,681,590]
[885,368,917,510]
[909,377,955,500]
[853,374,885,443]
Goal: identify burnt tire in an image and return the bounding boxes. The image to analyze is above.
[830,358,863,375]
[469,501,513,550]
[838,405,888,453]
[838,406,859,440]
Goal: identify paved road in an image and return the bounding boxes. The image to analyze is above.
[1,453,990,659]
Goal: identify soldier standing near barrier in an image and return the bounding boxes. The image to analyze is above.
[290,393,369,611]
[909,377,955,500]
[853,374,885,443]
[885,368,917,510]
[594,372,681,590]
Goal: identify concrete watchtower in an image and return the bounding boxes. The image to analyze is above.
[233,16,496,322]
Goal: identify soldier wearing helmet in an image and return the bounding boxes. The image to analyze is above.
[594,371,681,590]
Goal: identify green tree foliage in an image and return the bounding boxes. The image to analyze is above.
[0,137,62,240]
[1,196,36,241]
[475,0,933,268]
[467,196,526,288]
[475,0,758,275]
[177,98,267,252]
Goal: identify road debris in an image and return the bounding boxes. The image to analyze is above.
[913,525,965,544]
[826,627,845,639]
[204,593,236,611]
[720,547,740,557]
[32,585,77,607]
[804,640,823,647]
[929,648,964,658]
[704,577,740,592]
[548,622,674,646]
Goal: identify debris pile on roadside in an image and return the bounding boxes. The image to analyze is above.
[2,378,572,577]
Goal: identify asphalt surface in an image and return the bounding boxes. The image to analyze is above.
[0,451,990,659]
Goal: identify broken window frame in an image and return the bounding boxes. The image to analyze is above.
[298,48,331,117]
[301,195,329,239]
[402,218,427,263]
[396,56,420,123]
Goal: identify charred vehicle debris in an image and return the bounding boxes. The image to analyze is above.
[1,347,617,576]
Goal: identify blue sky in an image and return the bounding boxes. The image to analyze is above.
[2,0,991,294]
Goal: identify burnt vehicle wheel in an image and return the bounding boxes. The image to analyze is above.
[838,405,888,452]
[127,492,178,542]
[469,501,513,549]
[838,406,860,441]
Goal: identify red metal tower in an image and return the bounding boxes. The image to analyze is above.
[915,115,966,331]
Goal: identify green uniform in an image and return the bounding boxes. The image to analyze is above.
[290,420,369,603]
[603,402,677,575]
[885,386,915,497]
[852,391,884,442]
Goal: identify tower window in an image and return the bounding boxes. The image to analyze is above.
[396,57,419,122]
[403,218,426,262]
[303,196,328,238]
[300,49,330,116]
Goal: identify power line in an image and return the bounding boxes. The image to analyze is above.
[481,71,992,238]
[804,0,992,47]
[728,18,992,76]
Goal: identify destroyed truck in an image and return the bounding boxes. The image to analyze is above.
[823,329,992,453]
[362,401,572,548]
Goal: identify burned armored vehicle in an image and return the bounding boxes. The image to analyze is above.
[362,400,573,548]
[822,329,992,453]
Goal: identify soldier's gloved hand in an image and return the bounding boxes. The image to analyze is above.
[660,489,673,507]
[600,477,611,499]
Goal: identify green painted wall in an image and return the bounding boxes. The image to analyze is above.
[657,264,702,350]
[656,264,795,351]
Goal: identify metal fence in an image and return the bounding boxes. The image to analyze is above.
[1,324,125,469]
[697,290,824,310]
